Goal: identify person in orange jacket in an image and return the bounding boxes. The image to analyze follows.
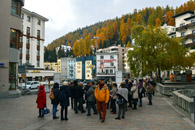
[94,78,109,123]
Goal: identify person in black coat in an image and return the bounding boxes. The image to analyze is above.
[71,80,85,113]
[51,83,60,119]
[58,82,71,121]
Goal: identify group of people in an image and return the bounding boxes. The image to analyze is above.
[36,77,156,123]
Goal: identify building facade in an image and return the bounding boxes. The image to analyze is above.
[44,59,61,73]
[0,0,24,98]
[20,8,48,68]
[173,11,195,52]
[61,57,71,81]
[67,58,76,80]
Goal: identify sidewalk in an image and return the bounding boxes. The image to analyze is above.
[0,93,194,130]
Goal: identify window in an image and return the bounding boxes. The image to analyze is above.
[37,30,40,37]
[37,61,40,67]
[27,16,31,22]
[37,19,41,25]
[191,19,195,23]
[181,32,185,37]
[21,13,24,19]
[193,39,195,43]
[27,27,30,34]
[37,50,40,56]
[10,29,20,49]
[110,55,114,59]
[11,0,21,16]
[110,62,114,66]
[26,49,29,55]
[122,49,124,52]
[19,36,23,42]
[9,63,17,90]
[180,23,185,27]
[110,69,113,74]
[37,40,40,45]
[19,60,22,66]
[26,60,29,63]
[100,56,104,59]
[19,48,22,53]
[192,30,195,34]
[26,38,30,44]
[87,70,90,73]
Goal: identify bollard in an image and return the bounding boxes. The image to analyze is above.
[193,96,195,124]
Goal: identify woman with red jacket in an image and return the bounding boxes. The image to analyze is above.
[36,85,46,118]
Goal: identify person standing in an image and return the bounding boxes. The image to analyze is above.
[115,82,128,120]
[36,85,46,118]
[84,82,90,109]
[86,81,97,116]
[138,79,143,107]
[71,80,85,113]
[131,82,138,110]
[147,81,153,105]
[58,81,71,121]
[110,82,118,114]
[94,78,109,123]
[127,80,133,108]
[70,81,74,109]
[51,83,60,119]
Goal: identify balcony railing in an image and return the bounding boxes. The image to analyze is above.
[26,43,30,49]
[186,33,195,39]
[187,22,195,28]
[176,25,187,31]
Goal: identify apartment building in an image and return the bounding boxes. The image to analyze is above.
[20,8,48,68]
[173,10,195,51]
[61,57,72,81]
[161,24,176,38]
[67,58,76,80]
[44,59,61,73]
[0,0,24,98]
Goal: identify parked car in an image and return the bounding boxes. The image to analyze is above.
[22,81,40,90]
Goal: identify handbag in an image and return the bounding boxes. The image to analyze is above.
[43,107,50,114]
[117,98,124,105]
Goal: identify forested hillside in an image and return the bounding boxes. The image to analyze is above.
[45,0,195,60]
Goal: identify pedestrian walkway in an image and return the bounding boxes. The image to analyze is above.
[0,93,194,130]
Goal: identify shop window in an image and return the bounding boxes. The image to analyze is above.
[9,63,17,90]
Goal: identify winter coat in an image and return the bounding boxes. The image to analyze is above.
[86,86,96,102]
[36,85,46,109]
[71,84,83,99]
[94,84,109,103]
[147,83,153,94]
[131,85,138,99]
[110,87,118,99]
[51,86,59,105]
[59,85,71,107]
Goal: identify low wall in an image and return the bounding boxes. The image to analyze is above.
[156,83,185,96]
[172,90,194,114]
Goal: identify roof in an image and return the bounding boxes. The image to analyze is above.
[184,15,195,21]
[22,8,49,21]
[172,11,194,18]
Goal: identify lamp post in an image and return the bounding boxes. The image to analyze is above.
[93,36,99,55]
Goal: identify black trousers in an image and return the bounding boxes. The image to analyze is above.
[71,97,74,109]
[39,108,44,117]
[74,98,84,112]
[110,99,116,112]
[87,101,97,115]
[61,106,68,119]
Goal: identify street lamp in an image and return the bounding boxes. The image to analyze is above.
[93,36,99,55]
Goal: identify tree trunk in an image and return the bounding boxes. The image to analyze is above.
[158,68,162,83]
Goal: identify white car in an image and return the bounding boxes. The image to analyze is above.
[23,81,40,90]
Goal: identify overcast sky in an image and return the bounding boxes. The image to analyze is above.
[24,0,187,46]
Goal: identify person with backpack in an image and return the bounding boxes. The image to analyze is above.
[51,83,60,119]
[86,81,97,116]
[58,81,71,121]
[94,78,109,123]
[36,85,46,118]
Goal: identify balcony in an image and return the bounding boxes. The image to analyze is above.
[26,54,30,60]
[37,45,40,50]
[176,25,187,31]
[26,43,30,49]
[185,42,195,49]
[187,22,195,28]
[19,42,23,48]
[186,33,195,39]
[37,56,40,61]
[20,53,22,59]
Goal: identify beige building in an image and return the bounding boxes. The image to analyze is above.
[85,60,92,80]
[44,59,61,73]
[0,0,24,98]
[76,61,82,79]
[173,11,195,52]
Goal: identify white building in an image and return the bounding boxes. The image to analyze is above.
[67,58,76,80]
[161,24,176,38]
[61,57,72,81]
[56,45,72,54]
[20,8,48,68]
